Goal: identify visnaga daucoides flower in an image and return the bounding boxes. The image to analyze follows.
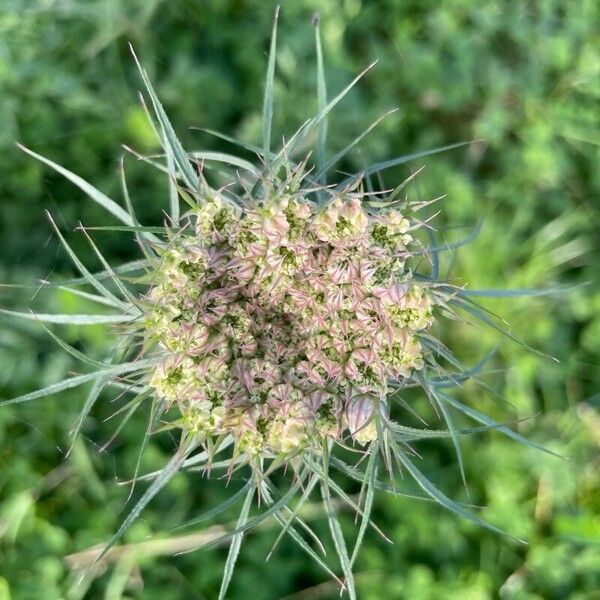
[147,193,432,456]
[2,9,559,599]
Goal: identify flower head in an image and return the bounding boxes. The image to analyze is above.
[145,194,434,458]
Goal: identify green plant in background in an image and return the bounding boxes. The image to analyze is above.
[0,2,598,599]
[0,7,581,599]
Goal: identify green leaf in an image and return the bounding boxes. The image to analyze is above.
[461,284,583,298]
[0,371,102,408]
[41,259,150,290]
[181,472,308,556]
[321,444,356,600]
[60,287,131,310]
[391,442,520,541]
[0,359,154,407]
[84,225,167,234]
[350,448,378,567]
[17,144,134,226]
[263,6,280,160]
[78,226,138,306]
[447,295,557,360]
[166,137,180,222]
[130,46,199,193]
[46,212,130,311]
[218,485,255,600]
[0,307,136,325]
[436,390,564,458]
[272,512,343,586]
[38,322,107,368]
[315,109,397,181]
[425,220,483,254]
[172,482,252,532]
[189,151,261,176]
[193,128,266,157]
[339,140,479,187]
[267,473,324,560]
[418,372,467,492]
[305,456,389,542]
[331,456,445,504]
[126,396,167,501]
[313,13,327,179]
[132,437,235,484]
[281,60,377,164]
[92,440,196,568]
[101,390,153,454]
[119,157,161,253]
[67,375,111,457]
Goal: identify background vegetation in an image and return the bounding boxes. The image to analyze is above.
[0,1,598,598]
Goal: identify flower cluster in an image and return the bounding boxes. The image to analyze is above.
[8,18,557,597]
[147,190,434,457]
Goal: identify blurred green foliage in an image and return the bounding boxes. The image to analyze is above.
[0,1,598,598]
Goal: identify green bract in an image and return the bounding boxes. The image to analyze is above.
[3,10,562,599]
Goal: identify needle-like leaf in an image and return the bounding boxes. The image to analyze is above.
[263,6,280,160]
[17,144,134,226]
[218,485,255,600]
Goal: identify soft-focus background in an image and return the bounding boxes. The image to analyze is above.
[0,1,598,598]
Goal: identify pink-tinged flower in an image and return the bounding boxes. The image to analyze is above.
[382,283,434,331]
[259,203,290,243]
[339,198,369,234]
[326,248,361,284]
[145,183,432,457]
[168,322,211,355]
[345,393,378,443]
[312,198,342,241]
[379,330,425,379]
[381,282,411,304]
[344,348,386,393]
